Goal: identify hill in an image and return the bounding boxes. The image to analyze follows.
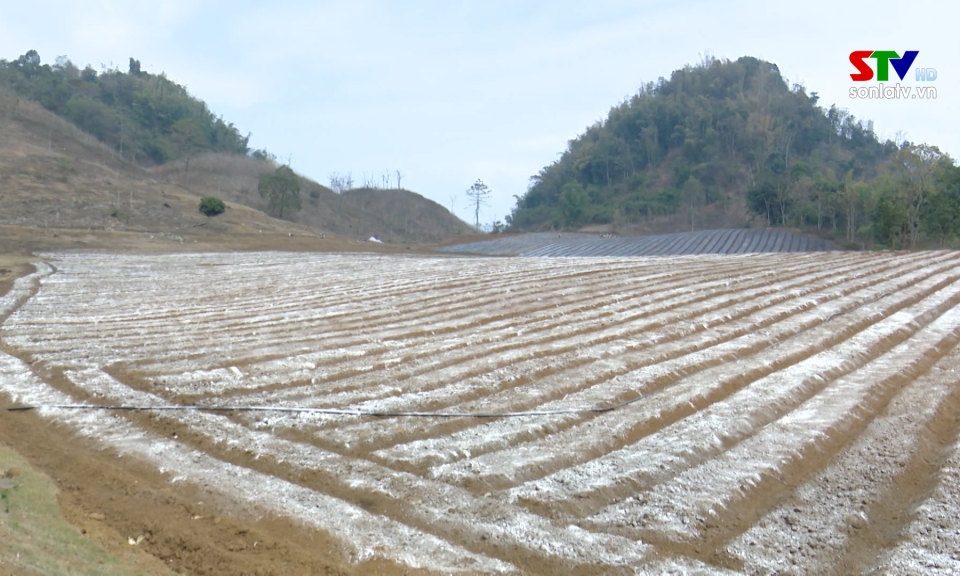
[0,50,472,245]
[507,56,960,250]
[160,153,473,243]
[0,88,309,237]
[0,51,250,166]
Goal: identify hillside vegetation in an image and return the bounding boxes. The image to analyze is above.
[0,50,472,243]
[0,87,315,237]
[508,56,960,249]
[0,51,249,165]
[162,154,473,243]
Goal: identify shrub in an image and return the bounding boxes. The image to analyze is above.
[199,196,226,217]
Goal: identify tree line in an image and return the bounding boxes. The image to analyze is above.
[507,55,960,249]
[746,141,959,248]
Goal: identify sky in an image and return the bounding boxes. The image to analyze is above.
[1,0,957,228]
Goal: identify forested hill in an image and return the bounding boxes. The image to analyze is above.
[507,56,960,249]
[0,50,252,165]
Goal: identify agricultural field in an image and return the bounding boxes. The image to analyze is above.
[440,228,835,257]
[2,250,960,574]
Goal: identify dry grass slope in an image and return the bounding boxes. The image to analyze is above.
[0,87,471,245]
[0,88,320,243]
[159,154,474,243]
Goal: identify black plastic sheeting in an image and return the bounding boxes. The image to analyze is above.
[439,229,835,257]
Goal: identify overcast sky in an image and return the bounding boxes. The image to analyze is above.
[2,0,957,227]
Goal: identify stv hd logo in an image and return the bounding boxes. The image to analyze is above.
[849,50,937,82]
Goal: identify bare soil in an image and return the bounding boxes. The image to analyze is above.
[0,232,442,576]
[1,245,958,574]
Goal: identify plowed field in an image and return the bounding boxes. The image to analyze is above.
[440,229,835,257]
[2,251,960,575]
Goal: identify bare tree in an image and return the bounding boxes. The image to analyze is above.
[395,169,404,189]
[464,179,491,229]
[381,170,391,189]
[329,172,347,193]
[897,143,943,248]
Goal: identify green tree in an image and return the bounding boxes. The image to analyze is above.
[921,189,960,246]
[810,172,838,230]
[873,189,909,249]
[199,196,226,217]
[747,181,777,226]
[612,205,626,232]
[921,163,960,246]
[559,181,589,227]
[251,148,276,163]
[258,165,302,219]
[893,143,942,247]
[679,176,705,230]
[837,171,865,241]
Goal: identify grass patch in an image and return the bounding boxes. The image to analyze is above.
[0,444,169,575]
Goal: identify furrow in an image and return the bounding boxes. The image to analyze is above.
[373,254,951,471]
[322,252,941,454]
[0,352,519,574]
[582,294,960,553]
[51,366,653,574]
[230,253,887,449]
[155,255,812,406]
[427,263,960,491]
[7,256,757,370]
[506,268,960,520]
[721,337,960,576]
[147,257,776,401]
[860,376,960,575]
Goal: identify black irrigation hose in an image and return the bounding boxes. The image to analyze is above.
[3,399,644,418]
[824,291,894,322]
